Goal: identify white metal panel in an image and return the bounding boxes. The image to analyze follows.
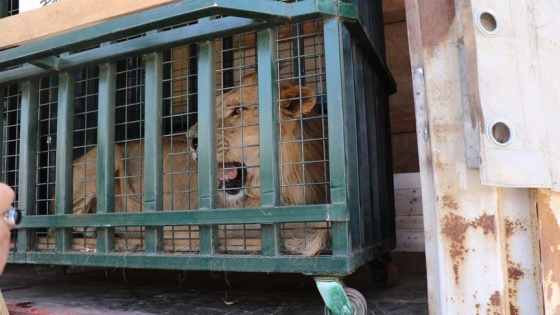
[472,1,560,191]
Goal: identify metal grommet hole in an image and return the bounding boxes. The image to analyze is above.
[487,118,514,147]
[476,9,500,36]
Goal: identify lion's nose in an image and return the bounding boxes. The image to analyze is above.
[189,136,198,151]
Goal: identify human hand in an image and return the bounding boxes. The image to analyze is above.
[0,183,15,275]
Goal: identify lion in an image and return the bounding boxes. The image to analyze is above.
[58,72,329,256]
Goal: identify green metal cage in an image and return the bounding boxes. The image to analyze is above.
[1,0,396,313]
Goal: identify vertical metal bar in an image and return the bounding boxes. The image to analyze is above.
[55,72,75,253]
[352,46,373,247]
[17,81,39,252]
[144,51,164,253]
[323,18,350,255]
[339,26,362,251]
[197,40,218,255]
[257,28,280,256]
[364,57,382,245]
[97,62,116,253]
[0,0,7,18]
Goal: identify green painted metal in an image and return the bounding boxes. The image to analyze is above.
[9,251,358,275]
[97,62,117,253]
[17,81,39,252]
[0,0,6,18]
[340,22,362,251]
[257,28,281,256]
[0,0,356,71]
[54,72,75,253]
[197,39,219,255]
[351,45,373,247]
[323,18,351,256]
[17,205,342,228]
[315,277,354,315]
[144,51,165,253]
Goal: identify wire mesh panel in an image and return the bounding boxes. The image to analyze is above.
[2,85,21,203]
[161,46,200,253]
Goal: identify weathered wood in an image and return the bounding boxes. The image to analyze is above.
[394,173,423,252]
[382,0,406,24]
[0,0,181,49]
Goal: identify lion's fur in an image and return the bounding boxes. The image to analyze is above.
[61,73,329,256]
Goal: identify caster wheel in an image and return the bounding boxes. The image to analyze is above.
[370,254,399,287]
[324,287,369,315]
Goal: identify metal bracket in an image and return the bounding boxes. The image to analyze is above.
[315,277,354,315]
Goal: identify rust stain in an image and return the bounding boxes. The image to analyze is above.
[504,219,524,238]
[508,265,524,282]
[490,291,501,306]
[536,190,560,287]
[503,218,527,314]
[441,213,497,284]
[474,214,496,236]
[487,290,502,315]
[417,0,456,51]
[442,195,459,210]
[509,302,520,315]
[536,190,560,312]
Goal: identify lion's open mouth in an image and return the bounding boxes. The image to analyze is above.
[218,162,246,195]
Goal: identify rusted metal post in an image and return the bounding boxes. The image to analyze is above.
[405,0,544,313]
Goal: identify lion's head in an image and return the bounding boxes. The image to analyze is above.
[187,73,326,208]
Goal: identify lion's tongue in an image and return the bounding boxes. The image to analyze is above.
[218,165,238,181]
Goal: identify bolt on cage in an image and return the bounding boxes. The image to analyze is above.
[1,0,396,313]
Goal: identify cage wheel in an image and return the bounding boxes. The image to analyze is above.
[370,254,399,287]
[324,287,369,315]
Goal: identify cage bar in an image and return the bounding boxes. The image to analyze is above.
[54,72,76,252]
[96,62,117,253]
[144,50,165,253]
[17,81,39,253]
[257,28,281,256]
[197,39,219,255]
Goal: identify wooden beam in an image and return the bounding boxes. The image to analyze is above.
[382,0,406,24]
[0,0,181,49]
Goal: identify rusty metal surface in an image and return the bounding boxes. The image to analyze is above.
[406,0,545,313]
[537,189,560,314]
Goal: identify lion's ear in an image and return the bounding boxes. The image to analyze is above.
[279,85,316,117]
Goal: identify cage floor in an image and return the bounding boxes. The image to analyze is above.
[0,252,427,314]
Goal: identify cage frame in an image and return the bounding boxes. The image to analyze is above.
[1,0,396,278]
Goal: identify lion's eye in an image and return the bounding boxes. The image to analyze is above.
[231,106,246,117]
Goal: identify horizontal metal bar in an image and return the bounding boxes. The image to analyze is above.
[18,205,348,228]
[0,17,261,86]
[0,0,356,71]
[9,251,355,275]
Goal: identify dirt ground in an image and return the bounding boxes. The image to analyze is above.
[0,252,428,314]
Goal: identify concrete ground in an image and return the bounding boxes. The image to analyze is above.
[0,252,428,314]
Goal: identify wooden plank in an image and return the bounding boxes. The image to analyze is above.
[394,172,421,190]
[394,229,424,252]
[382,0,406,24]
[0,0,181,49]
